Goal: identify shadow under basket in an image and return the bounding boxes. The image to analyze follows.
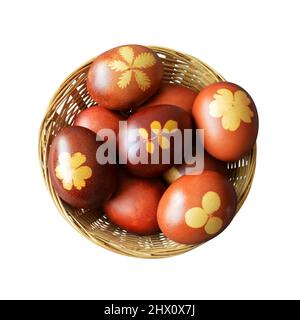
[39,46,256,258]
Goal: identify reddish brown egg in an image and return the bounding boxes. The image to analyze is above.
[119,105,193,177]
[48,126,117,209]
[74,105,123,140]
[157,171,237,244]
[87,44,163,111]
[103,171,165,235]
[141,83,198,114]
[193,82,258,161]
[163,152,228,184]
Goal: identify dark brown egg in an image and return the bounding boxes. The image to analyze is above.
[87,45,163,111]
[157,171,237,244]
[163,152,228,184]
[141,83,198,114]
[74,105,123,140]
[193,82,258,161]
[48,126,117,209]
[119,105,193,177]
[103,171,165,235]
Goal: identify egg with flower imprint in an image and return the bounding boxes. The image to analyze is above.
[157,171,237,244]
[48,126,117,209]
[193,82,258,161]
[119,105,193,177]
[87,45,163,111]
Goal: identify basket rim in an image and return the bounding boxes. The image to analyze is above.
[38,45,257,259]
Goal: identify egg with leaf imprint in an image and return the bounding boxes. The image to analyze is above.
[157,171,237,244]
[48,126,117,209]
[119,105,193,178]
[193,82,258,161]
[87,45,163,111]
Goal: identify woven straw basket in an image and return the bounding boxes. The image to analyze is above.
[39,46,256,258]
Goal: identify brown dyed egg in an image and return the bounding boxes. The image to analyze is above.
[103,171,165,235]
[74,105,123,140]
[193,82,258,161]
[157,171,237,244]
[141,83,198,114]
[48,126,117,209]
[87,44,163,111]
[119,105,193,177]
[163,152,228,184]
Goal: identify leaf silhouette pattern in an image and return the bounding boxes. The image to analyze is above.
[139,120,178,154]
[118,70,132,89]
[55,152,92,191]
[108,60,129,72]
[108,46,157,91]
[134,70,151,91]
[119,46,134,65]
[209,88,254,131]
[185,191,223,235]
[132,53,156,69]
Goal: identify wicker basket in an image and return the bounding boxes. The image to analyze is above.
[39,46,256,258]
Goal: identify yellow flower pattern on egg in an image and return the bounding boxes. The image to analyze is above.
[185,191,223,235]
[108,46,157,91]
[139,120,178,154]
[55,152,92,191]
[209,88,254,131]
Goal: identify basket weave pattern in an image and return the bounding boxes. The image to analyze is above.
[39,46,256,258]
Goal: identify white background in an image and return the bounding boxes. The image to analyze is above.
[0,0,299,300]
